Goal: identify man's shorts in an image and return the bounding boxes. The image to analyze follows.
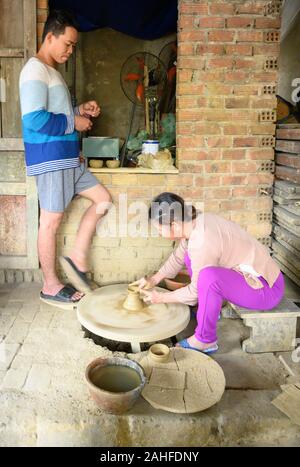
[35,162,100,213]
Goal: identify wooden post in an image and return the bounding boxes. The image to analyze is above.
[144,65,150,135]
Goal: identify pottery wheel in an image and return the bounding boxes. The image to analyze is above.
[139,347,226,414]
[77,284,190,352]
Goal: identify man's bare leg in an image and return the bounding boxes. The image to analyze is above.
[68,184,112,272]
[39,209,83,299]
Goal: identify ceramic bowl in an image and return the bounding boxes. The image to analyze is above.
[89,159,103,168]
[106,160,120,169]
[164,271,190,291]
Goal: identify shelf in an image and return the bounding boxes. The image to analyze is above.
[88,167,179,174]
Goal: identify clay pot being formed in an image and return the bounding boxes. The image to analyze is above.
[123,286,144,311]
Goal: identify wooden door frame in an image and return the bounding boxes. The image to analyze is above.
[0,0,39,269]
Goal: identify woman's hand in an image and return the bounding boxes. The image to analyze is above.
[140,289,166,304]
[130,275,159,291]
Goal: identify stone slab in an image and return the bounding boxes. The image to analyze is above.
[1,368,28,390]
[272,383,300,426]
[242,316,297,353]
[214,353,286,390]
[236,298,300,319]
[0,343,20,370]
[24,364,52,393]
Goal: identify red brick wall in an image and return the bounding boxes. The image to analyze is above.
[37,0,48,48]
[177,0,281,242]
[35,0,283,282]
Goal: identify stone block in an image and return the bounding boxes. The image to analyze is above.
[17,305,39,323]
[33,270,43,283]
[0,343,20,370]
[92,236,120,247]
[10,354,33,372]
[24,364,52,392]
[236,299,300,353]
[214,353,286,390]
[30,310,55,329]
[15,271,24,283]
[0,314,16,334]
[23,270,33,283]
[0,270,5,285]
[5,322,31,344]
[1,368,28,390]
[6,270,15,284]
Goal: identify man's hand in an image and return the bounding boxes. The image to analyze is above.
[75,115,93,132]
[80,101,101,118]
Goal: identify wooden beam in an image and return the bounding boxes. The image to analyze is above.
[0,49,24,58]
[0,138,24,150]
[23,0,37,59]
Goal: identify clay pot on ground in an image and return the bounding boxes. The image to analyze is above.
[148,344,170,364]
[85,356,146,414]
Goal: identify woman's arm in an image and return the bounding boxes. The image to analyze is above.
[157,239,187,279]
[143,235,220,306]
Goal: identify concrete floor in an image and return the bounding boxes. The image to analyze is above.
[0,280,300,447]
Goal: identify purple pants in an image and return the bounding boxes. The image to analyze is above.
[184,254,285,344]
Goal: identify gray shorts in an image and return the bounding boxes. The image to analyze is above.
[35,163,100,212]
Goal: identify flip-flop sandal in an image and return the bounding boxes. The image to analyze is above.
[40,284,83,310]
[59,256,92,294]
[177,338,219,355]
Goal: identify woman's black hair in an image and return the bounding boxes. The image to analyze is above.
[149,192,197,225]
[42,9,79,42]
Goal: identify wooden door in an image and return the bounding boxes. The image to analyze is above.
[0,0,39,269]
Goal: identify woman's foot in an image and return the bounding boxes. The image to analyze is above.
[42,282,84,301]
[176,334,217,351]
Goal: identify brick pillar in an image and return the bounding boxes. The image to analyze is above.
[37,0,49,48]
[177,0,282,243]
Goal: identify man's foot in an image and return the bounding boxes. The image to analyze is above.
[176,335,217,352]
[40,284,85,310]
[68,254,89,274]
[42,283,84,301]
[59,257,92,294]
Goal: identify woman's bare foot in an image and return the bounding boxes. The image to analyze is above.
[176,334,217,351]
[42,282,84,301]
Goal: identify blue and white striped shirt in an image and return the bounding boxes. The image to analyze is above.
[19,57,80,176]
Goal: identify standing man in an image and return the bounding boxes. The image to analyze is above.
[19,10,111,308]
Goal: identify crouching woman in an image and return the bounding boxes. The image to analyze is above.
[136,193,284,355]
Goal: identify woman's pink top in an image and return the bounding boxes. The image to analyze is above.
[158,213,281,305]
